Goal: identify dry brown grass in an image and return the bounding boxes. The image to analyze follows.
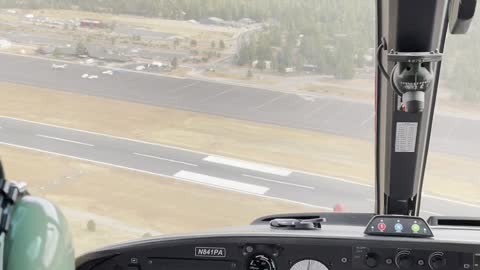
[0,82,375,182]
[25,9,236,41]
[0,82,479,205]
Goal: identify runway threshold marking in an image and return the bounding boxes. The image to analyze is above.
[36,134,94,147]
[134,152,198,167]
[242,174,315,190]
[174,170,269,195]
[203,155,292,176]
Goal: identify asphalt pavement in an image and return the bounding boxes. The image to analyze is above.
[0,116,479,218]
[0,53,479,160]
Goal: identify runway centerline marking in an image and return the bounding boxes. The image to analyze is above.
[0,116,372,187]
[3,116,480,210]
[166,81,201,93]
[36,134,94,147]
[254,94,287,110]
[421,210,443,216]
[133,152,198,167]
[197,87,235,103]
[242,174,315,190]
[203,155,292,176]
[174,170,269,195]
[302,99,333,120]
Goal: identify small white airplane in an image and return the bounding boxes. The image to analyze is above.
[135,65,146,71]
[51,63,67,70]
[102,70,114,75]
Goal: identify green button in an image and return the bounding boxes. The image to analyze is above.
[411,223,420,233]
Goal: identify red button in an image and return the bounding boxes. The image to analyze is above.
[378,223,387,232]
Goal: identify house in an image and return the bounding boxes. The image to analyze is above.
[37,46,56,55]
[252,60,272,70]
[200,17,229,26]
[285,67,296,73]
[238,18,256,25]
[303,64,319,73]
[85,44,130,62]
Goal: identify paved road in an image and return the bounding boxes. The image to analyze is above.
[0,53,479,160]
[0,116,479,218]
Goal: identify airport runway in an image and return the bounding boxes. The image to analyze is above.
[0,53,479,160]
[1,116,479,218]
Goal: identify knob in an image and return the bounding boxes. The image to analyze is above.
[396,251,414,269]
[429,253,447,270]
[365,253,378,268]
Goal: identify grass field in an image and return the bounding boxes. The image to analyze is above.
[0,145,316,254]
[0,82,479,205]
[25,9,236,41]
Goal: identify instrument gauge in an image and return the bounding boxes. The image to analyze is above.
[290,259,329,270]
[248,254,276,270]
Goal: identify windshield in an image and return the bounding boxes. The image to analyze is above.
[0,0,478,255]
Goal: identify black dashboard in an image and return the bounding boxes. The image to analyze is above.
[76,214,480,270]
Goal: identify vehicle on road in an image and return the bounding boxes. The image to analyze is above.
[102,70,114,75]
[81,73,89,79]
[135,65,146,71]
[51,63,67,70]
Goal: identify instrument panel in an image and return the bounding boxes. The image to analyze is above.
[76,230,480,270]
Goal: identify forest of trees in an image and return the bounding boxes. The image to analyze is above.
[442,19,480,101]
[0,0,375,79]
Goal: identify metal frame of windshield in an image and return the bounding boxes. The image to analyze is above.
[375,0,450,215]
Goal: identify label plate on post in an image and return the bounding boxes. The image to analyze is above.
[395,122,418,152]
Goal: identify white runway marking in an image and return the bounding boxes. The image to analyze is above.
[421,210,443,216]
[174,170,269,195]
[203,155,292,176]
[0,141,328,209]
[134,152,198,167]
[0,116,371,186]
[423,193,480,209]
[3,116,479,211]
[36,134,94,147]
[197,87,235,103]
[360,112,375,127]
[243,174,315,190]
[255,94,287,110]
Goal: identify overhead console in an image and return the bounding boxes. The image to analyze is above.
[76,214,480,270]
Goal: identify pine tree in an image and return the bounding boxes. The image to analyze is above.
[171,57,178,69]
[219,40,226,50]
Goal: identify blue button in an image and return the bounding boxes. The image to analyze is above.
[394,223,403,232]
